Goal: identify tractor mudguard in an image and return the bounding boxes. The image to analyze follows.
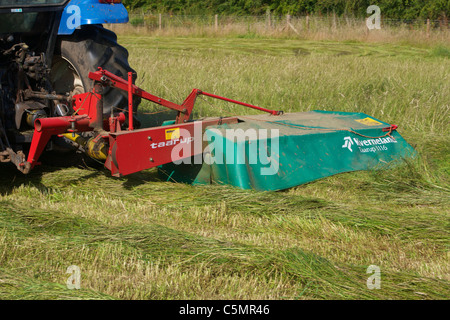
[58,0,128,35]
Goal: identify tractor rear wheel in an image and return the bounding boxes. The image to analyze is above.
[51,24,139,116]
[48,24,139,168]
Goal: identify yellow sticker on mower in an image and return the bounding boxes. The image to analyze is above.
[355,117,382,126]
[165,128,180,140]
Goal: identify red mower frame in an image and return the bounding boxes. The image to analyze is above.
[21,68,282,176]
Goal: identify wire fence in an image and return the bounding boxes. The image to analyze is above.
[105,12,450,42]
[124,13,449,32]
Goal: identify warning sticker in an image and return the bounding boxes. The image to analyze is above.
[355,117,383,126]
[165,128,180,140]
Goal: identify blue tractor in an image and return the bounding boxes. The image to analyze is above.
[0,0,138,169]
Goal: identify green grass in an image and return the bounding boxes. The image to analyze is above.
[429,45,450,59]
[0,35,449,300]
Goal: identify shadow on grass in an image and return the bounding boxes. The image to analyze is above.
[0,148,107,196]
[1,162,167,195]
[1,162,53,196]
[0,157,168,199]
[0,163,103,196]
[119,169,164,190]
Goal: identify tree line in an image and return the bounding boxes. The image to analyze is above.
[123,0,449,20]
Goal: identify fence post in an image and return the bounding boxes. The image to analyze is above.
[332,12,337,31]
[285,14,299,35]
[266,9,271,30]
[159,13,162,30]
[365,17,369,36]
[426,18,430,38]
[306,15,309,31]
[215,14,218,32]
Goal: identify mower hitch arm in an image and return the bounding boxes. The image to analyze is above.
[89,68,194,125]
[25,115,91,171]
[88,68,282,126]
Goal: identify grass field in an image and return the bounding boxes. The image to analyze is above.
[0,32,449,299]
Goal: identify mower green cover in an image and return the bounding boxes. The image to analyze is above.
[159,111,416,191]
